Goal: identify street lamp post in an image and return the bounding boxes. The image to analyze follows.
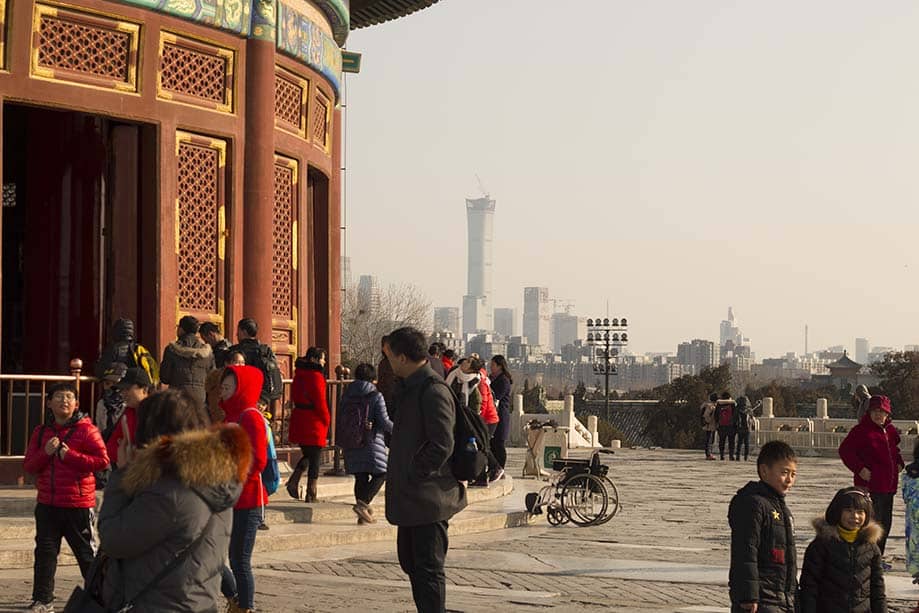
[586,317,628,422]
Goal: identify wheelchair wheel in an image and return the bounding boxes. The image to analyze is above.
[561,473,608,527]
[546,506,568,526]
[590,477,621,526]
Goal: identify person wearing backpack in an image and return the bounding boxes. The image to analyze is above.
[716,392,737,461]
[383,327,467,613]
[733,395,755,462]
[160,315,215,409]
[339,363,393,524]
[218,365,268,613]
[700,393,718,461]
[94,318,160,385]
[227,318,283,408]
[287,347,329,503]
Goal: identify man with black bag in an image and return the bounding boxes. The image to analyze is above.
[383,327,467,613]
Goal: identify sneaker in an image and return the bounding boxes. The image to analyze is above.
[881,560,893,571]
[258,521,270,531]
[488,467,506,483]
[353,502,374,524]
[27,602,54,613]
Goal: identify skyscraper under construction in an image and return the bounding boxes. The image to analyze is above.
[462,196,496,334]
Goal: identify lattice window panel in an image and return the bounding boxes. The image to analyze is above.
[272,163,295,318]
[275,74,303,130]
[161,42,227,104]
[177,142,220,313]
[36,15,130,81]
[312,94,329,148]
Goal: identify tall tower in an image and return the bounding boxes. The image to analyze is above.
[462,196,496,334]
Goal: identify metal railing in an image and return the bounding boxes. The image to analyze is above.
[0,359,353,458]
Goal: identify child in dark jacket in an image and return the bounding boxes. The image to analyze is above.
[728,440,798,612]
[799,487,886,613]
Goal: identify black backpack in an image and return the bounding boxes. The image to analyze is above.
[251,344,283,402]
[422,377,490,482]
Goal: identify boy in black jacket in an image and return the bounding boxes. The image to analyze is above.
[728,441,798,612]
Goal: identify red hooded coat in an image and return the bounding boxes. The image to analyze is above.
[839,412,904,494]
[218,365,268,509]
[288,360,330,447]
[478,369,499,425]
[24,415,109,508]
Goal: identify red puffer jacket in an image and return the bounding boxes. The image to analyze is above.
[24,414,109,508]
[478,369,499,425]
[289,359,330,447]
[105,406,137,468]
[219,365,268,509]
[839,412,904,494]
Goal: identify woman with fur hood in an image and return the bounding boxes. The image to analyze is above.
[98,389,251,612]
[799,486,887,613]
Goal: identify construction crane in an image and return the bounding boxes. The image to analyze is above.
[474,174,490,199]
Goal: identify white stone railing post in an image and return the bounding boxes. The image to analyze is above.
[817,398,828,419]
[588,415,599,447]
[510,393,525,445]
[763,397,774,418]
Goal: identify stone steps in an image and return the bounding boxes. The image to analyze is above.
[0,477,520,569]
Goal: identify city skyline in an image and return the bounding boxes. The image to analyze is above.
[345,1,919,357]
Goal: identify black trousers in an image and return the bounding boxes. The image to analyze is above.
[33,503,95,604]
[735,431,750,460]
[872,491,894,555]
[298,445,323,479]
[489,427,506,469]
[397,521,449,613]
[353,472,386,505]
[718,426,736,459]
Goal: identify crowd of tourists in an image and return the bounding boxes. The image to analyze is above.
[22,320,510,613]
[727,391,919,613]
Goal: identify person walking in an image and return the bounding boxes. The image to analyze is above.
[340,363,393,524]
[839,395,904,563]
[160,315,215,409]
[95,318,159,385]
[853,384,872,420]
[227,318,282,409]
[200,322,232,368]
[287,347,329,503]
[384,327,467,613]
[98,389,249,612]
[218,365,269,613]
[700,393,718,461]
[715,392,737,461]
[489,355,512,479]
[733,396,754,462]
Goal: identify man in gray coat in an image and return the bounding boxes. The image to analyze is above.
[384,327,467,613]
[160,316,215,409]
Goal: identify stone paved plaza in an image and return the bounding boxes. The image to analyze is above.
[2,448,919,611]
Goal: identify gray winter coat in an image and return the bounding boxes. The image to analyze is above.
[385,363,467,527]
[160,334,215,408]
[342,380,393,475]
[99,426,249,612]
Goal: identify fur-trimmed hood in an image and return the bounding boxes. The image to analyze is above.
[167,336,213,360]
[812,517,884,544]
[120,425,251,512]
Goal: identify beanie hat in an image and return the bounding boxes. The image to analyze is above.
[115,367,151,390]
[112,318,135,342]
[868,395,891,414]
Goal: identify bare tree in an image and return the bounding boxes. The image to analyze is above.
[340,282,432,367]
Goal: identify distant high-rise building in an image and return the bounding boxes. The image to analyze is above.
[462,196,496,334]
[676,339,718,374]
[855,338,869,364]
[720,307,743,349]
[341,256,352,288]
[493,308,517,337]
[550,313,585,353]
[357,275,381,315]
[523,287,551,350]
[433,307,460,336]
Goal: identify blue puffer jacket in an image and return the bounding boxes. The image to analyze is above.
[342,380,393,475]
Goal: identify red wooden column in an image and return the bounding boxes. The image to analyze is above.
[327,107,343,368]
[242,37,276,336]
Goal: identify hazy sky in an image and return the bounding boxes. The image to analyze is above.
[344,1,919,358]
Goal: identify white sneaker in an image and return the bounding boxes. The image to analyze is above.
[27,602,55,613]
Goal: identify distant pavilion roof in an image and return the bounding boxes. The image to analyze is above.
[828,351,862,370]
[350,0,442,29]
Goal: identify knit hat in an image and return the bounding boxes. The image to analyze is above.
[115,367,151,390]
[868,395,891,414]
[112,318,135,342]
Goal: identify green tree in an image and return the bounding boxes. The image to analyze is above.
[871,351,919,419]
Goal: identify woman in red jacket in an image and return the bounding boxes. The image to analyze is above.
[218,365,267,613]
[839,394,904,560]
[287,347,329,502]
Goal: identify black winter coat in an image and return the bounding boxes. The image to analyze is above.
[160,334,215,408]
[728,480,798,612]
[384,363,467,527]
[799,518,886,613]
